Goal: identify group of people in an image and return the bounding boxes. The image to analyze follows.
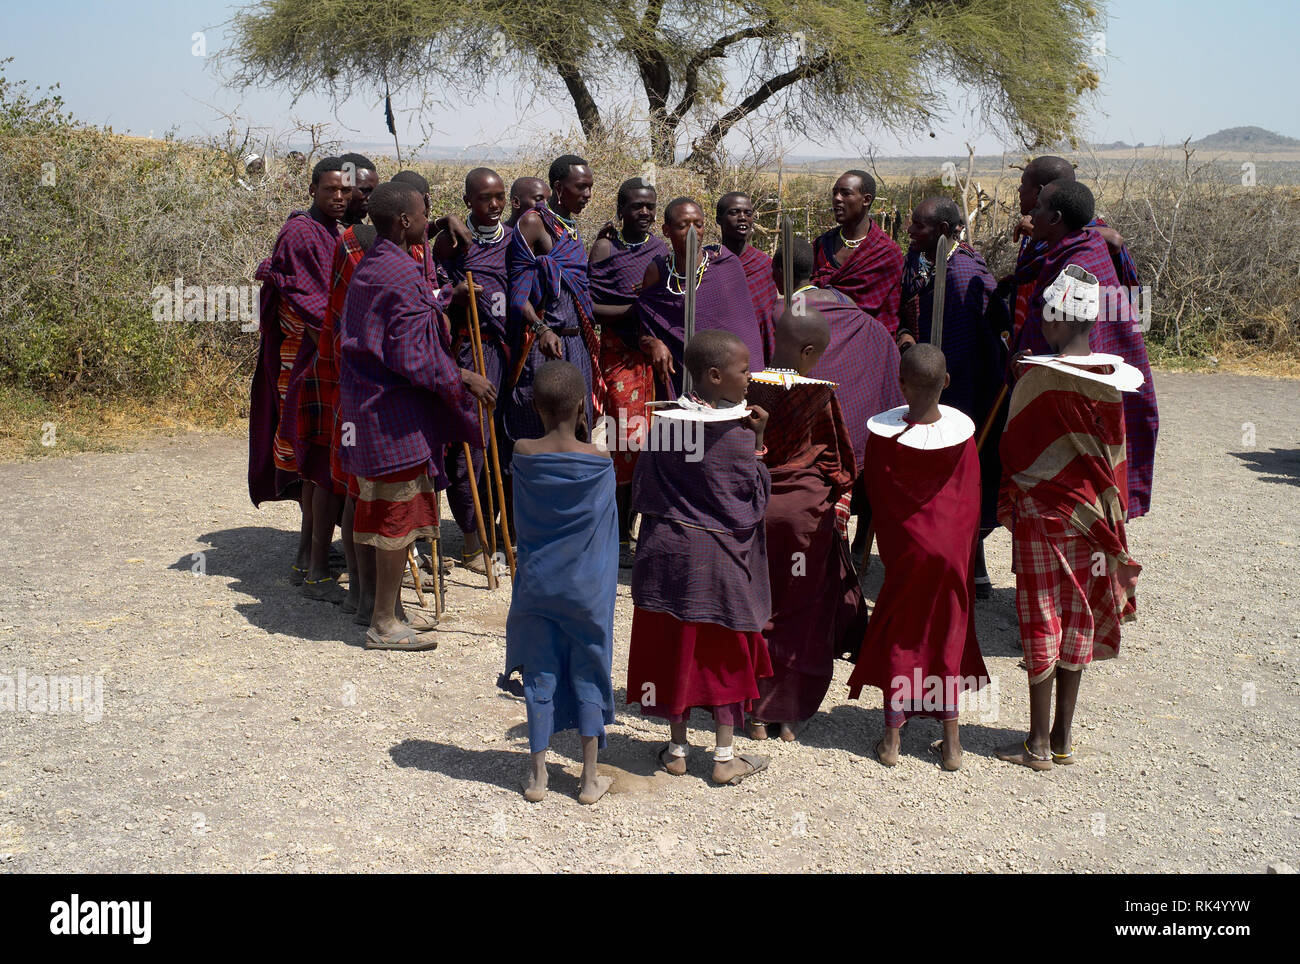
[248,150,1158,803]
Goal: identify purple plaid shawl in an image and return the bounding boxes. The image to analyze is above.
[1014,216,1140,290]
[590,232,667,343]
[631,419,772,631]
[339,238,479,484]
[801,287,906,473]
[1012,229,1158,518]
[507,201,594,335]
[634,246,765,396]
[437,224,512,343]
[248,207,338,506]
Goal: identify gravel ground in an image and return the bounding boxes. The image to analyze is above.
[1,371,1297,873]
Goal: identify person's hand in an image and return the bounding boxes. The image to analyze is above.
[536,328,563,359]
[1092,224,1124,253]
[452,280,470,306]
[444,214,472,251]
[461,368,497,405]
[1009,349,1031,375]
[744,403,769,449]
[896,331,917,353]
[641,335,674,384]
[1013,215,1033,242]
[595,220,617,242]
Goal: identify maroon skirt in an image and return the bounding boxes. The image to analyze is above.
[626,607,772,719]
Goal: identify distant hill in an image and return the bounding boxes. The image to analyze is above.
[1190,126,1300,151]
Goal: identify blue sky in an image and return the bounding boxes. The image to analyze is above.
[4,0,1294,157]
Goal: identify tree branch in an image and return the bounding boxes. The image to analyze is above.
[669,22,779,127]
[686,52,833,167]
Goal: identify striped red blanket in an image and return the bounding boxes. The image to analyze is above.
[998,363,1141,589]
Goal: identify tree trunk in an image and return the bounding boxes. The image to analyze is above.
[552,55,605,141]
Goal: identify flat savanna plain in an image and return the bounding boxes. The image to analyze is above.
[0,372,1297,873]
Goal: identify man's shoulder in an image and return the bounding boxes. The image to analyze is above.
[588,236,614,263]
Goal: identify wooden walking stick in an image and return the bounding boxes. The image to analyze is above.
[462,439,497,590]
[430,535,443,615]
[433,536,445,614]
[977,384,1009,452]
[467,313,498,566]
[406,547,428,610]
[931,234,953,349]
[976,332,1013,452]
[466,272,516,580]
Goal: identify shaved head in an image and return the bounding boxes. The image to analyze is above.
[532,359,587,418]
[900,342,947,401]
[391,170,430,195]
[684,329,745,382]
[1025,155,1077,189]
[664,196,702,224]
[511,176,547,200]
[368,182,422,234]
[465,167,503,194]
[840,169,876,197]
[916,196,962,232]
[774,305,829,355]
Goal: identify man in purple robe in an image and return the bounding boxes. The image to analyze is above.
[635,198,764,398]
[248,156,347,583]
[1013,179,1158,520]
[589,177,668,558]
[715,191,778,361]
[434,167,513,572]
[338,182,495,649]
[505,155,603,446]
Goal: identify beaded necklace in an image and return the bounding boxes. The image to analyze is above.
[838,225,869,249]
[553,208,580,240]
[469,218,504,245]
[617,227,649,249]
[666,249,710,295]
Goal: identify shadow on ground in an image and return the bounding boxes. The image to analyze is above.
[170,526,357,645]
[1231,448,1300,485]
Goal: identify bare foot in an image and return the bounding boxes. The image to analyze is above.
[875,738,900,767]
[930,738,962,771]
[523,757,548,802]
[995,740,1053,772]
[658,745,687,776]
[711,753,768,785]
[778,723,796,742]
[746,722,769,741]
[578,773,614,805]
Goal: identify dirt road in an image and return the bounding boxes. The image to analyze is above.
[1,372,1297,872]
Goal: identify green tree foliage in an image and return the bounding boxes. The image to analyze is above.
[225,0,1104,166]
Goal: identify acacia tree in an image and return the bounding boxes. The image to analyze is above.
[223,0,1104,168]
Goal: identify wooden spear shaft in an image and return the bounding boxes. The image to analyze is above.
[466,272,516,579]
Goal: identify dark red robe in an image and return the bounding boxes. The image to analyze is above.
[848,409,989,719]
